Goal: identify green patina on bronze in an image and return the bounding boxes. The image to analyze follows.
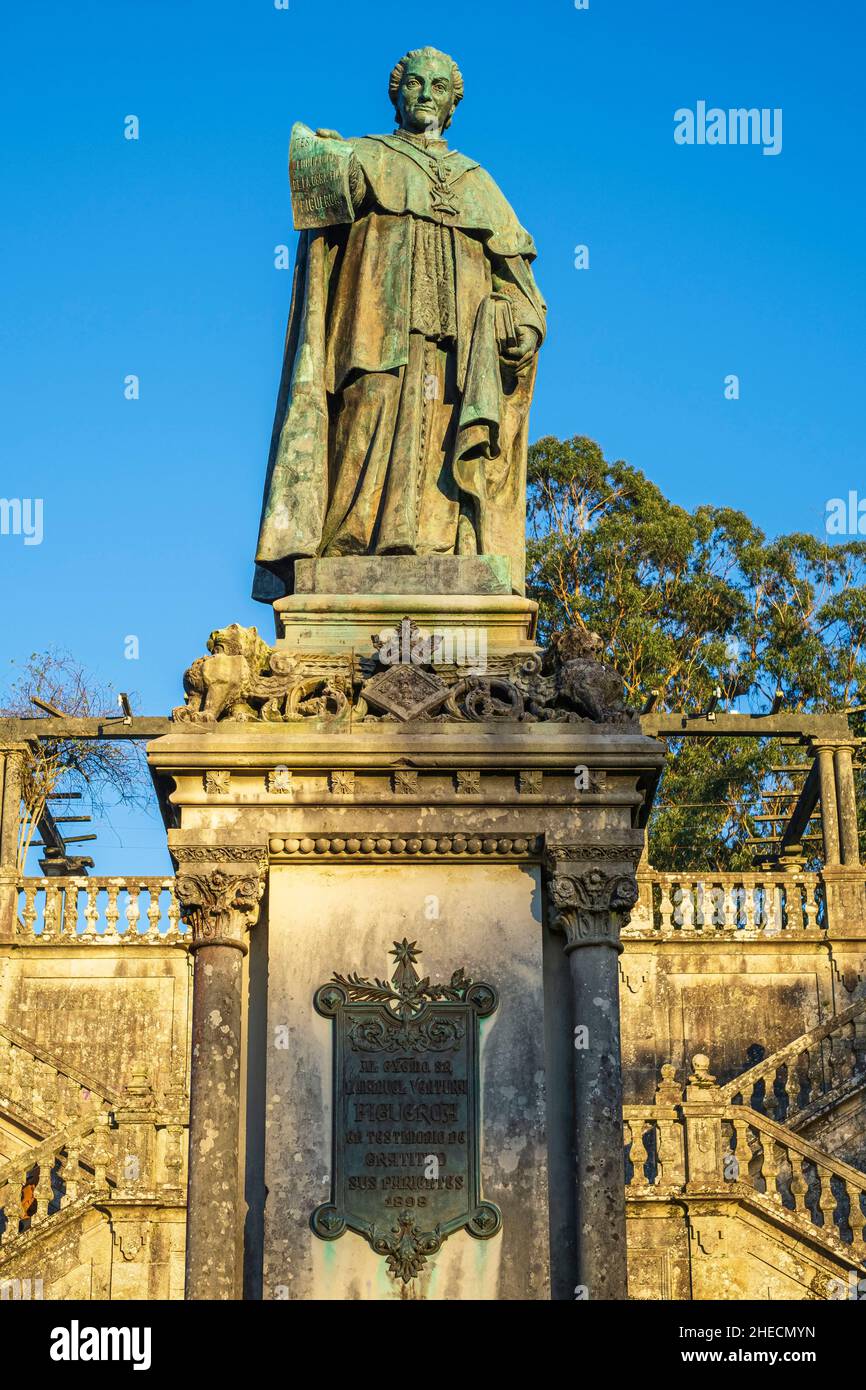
[311,938,501,1284]
[253,47,545,601]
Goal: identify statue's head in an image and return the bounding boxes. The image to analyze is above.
[388,47,464,135]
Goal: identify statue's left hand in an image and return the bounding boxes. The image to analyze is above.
[500,325,539,369]
[315,128,345,140]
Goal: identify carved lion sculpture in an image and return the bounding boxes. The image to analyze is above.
[545,627,631,723]
[173,624,273,724]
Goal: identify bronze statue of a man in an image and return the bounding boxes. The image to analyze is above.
[253,46,545,601]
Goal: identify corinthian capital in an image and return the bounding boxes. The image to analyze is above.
[173,847,268,952]
[544,845,640,953]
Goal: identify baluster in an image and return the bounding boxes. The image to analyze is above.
[658,878,673,931]
[743,877,757,933]
[790,1155,809,1219]
[786,878,804,931]
[751,1124,768,1193]
[722,882,736,930]
[630,1120,647,1187]
[766,881,782,934]
[784,1054,802,1120]
[146,883,162,941]
[848,1189,866,1255]
[166,883,181,941]
[81,881,99,941]
[802,1047,820,1106]
[817,1165,838,1236]
[32,1162,51,1223]
[764,1137,787,1205]
[731,1116,752,1187]
[61,879,79,937]
[19,882,38,939]
[803,876,820,931]
[61,1145,81,1206]
[104,881,120,940]
[693,880,705,931]
[122,881,141,941]
[162,1124,185,1192]
[679,882,695,932]
[42,881,61,941]
[91,1118,112,1196]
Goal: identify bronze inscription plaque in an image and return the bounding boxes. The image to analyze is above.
[311,938,500,1283]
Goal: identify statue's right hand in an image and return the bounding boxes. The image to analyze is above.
[315,128,345,140]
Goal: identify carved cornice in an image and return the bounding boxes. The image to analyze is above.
[268,833,542,860]
[173,848,268,953]
[546,842,643,865]
[172,846,269,864]
[545,846,640,953]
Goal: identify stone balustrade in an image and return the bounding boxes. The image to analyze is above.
[627,869,826,937]
[0,1086,188,1259]
[624,1062,866,1268]
[720,999,866,1124]
[0,1023,117,1123]
[0,1110,113,1248]
[14,876,185,944]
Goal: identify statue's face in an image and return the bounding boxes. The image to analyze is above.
[395,54,454,134]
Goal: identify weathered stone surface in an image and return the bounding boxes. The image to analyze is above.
[293,555,512,597]
[174,849,267,1300]
[147,707,663,1300]
[263,860,548,1300]
[171,621,637,728]
[274,592,538,654]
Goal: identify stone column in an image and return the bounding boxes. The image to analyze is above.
[833,743,860,867]
[0,744,27,943]
[815,743,841,867]
[174,848,267,1300]
[545,846,640,1301]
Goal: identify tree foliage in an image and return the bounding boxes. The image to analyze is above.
[526,436,866,869]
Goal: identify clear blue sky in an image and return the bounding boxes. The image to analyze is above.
[1,0,863,872]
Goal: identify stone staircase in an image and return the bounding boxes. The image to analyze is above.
[624,1011,866,1299]
[0,1023,188,1297]
[719,999,866,1171]
[0,1109,117,1265]
[0,1021,119,1141]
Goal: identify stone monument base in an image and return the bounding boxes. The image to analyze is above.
[274,555,536,653]
[149,561,664,1300]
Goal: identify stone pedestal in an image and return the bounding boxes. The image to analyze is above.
[149,581,663,1300]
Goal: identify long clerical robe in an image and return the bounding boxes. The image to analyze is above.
[253,131,546,601]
